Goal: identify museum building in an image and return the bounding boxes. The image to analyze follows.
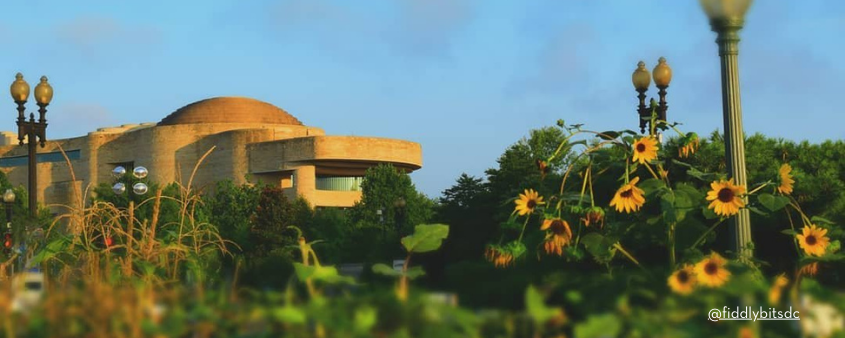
[0,97,422,212]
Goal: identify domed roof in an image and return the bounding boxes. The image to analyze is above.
[158,97,302,126]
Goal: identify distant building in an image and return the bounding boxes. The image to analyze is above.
[0,97,422,211]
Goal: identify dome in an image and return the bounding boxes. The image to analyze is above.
[158,97,302,126]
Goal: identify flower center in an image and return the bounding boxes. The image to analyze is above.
[806,235,817,245]
[620,189,633,198]
[717,188,734,203]
[527,200,537,209]
[704,262,718,275]
[549,220,567,235]
[677,271,689,283]
[636,143,646,152]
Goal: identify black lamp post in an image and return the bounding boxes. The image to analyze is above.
[632,58,673,134]
[9,73,53,217]
[3,189,15,256]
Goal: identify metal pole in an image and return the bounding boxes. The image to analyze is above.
[712,18,752,259]
[28,127,37,217]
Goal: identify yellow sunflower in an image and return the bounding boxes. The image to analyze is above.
[609,177,646,213]
[706,179,746,217]
[536,159,550,179]
[667,265,697,295]
[541,218,573,256]
[777,163,794,195]
[799,262,819,277]
[768,273,789,305]
[514,189,544,216]
[797,224,830,257]
[632,137,659,164]
[694,252,731,287]
[581,207,605,228]
[679,133,700,158]
[485,247,514,268]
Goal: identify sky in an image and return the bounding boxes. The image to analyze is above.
[1,0,843,198]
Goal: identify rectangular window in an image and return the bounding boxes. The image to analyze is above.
[0,149,81,167]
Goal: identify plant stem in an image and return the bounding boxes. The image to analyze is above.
[517,216,531,243]
[668,222,676,268]
[692,218,726,249]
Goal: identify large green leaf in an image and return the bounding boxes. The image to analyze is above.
[371,263,402,278]
[401,224,450,253]
[525,285,563,325]
[293,263,355,285]
[758,193,789,212]
[581,233,615,263]
[405,266,426,280]
[272,306,306,324]
[639,178,666,196]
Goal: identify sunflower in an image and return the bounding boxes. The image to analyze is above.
[667,265,697,295]
[485,247,514,268]
[799,262,819,277]
[706,179,746,217]
[632,136,659,164]
[768,273,789,305]
[582,207,605,228]
[536,159,550,179]
[678,132,700,158]
[797,224,830,257]
[609,177,646,213]
[777,163,795,195]
[694,253,731,287]
[541,218,573,256]
[514,189,544,216]
[738,327,755,338]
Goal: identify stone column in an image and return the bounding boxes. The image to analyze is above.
[712,18,752,259]
[293,165,316,202]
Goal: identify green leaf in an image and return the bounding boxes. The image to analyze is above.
[525,285,563,325]
[596,131,620,140]
[758,193,789,212]
[638,178,666,196]
[661,191,677,224]
[272,306,306,324]
[581,233,615,263]
[780,229,798,236]
[29,236,70,265]
[747,206,767,216]
[354,306,378,333]
[372,263,402,278]
[829,240,841,254]
[401,224,450,253]
[811,216,836,225]
[294,263,355,285]
[405,266,426,280]
[702,206,719,220]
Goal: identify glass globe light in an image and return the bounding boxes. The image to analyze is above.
[133,166,148,179]
[112,182,126,195]
[112,166,126,178]
[133,183,148,195]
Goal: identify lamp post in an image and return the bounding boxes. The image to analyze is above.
[700,0,754,259]
[2,189,14,256]
[632,58,673,134]
[9,73,53,217]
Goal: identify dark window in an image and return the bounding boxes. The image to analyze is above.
[0,149,81,167]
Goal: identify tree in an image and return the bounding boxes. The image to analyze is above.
[346,164,435,263]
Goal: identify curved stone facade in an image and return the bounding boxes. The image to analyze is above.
[0,97,422,211]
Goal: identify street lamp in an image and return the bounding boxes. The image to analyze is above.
[9,73,52,217]
[2,189,14,256]
[632,58,673,134]
[111,166,149,196]
[700,0,754,259]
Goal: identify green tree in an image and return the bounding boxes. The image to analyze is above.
[346,164,435,263]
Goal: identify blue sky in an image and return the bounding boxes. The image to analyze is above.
[1,0,843,198]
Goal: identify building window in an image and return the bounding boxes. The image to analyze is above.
[315,176,363,192]
[0,149,81,167]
